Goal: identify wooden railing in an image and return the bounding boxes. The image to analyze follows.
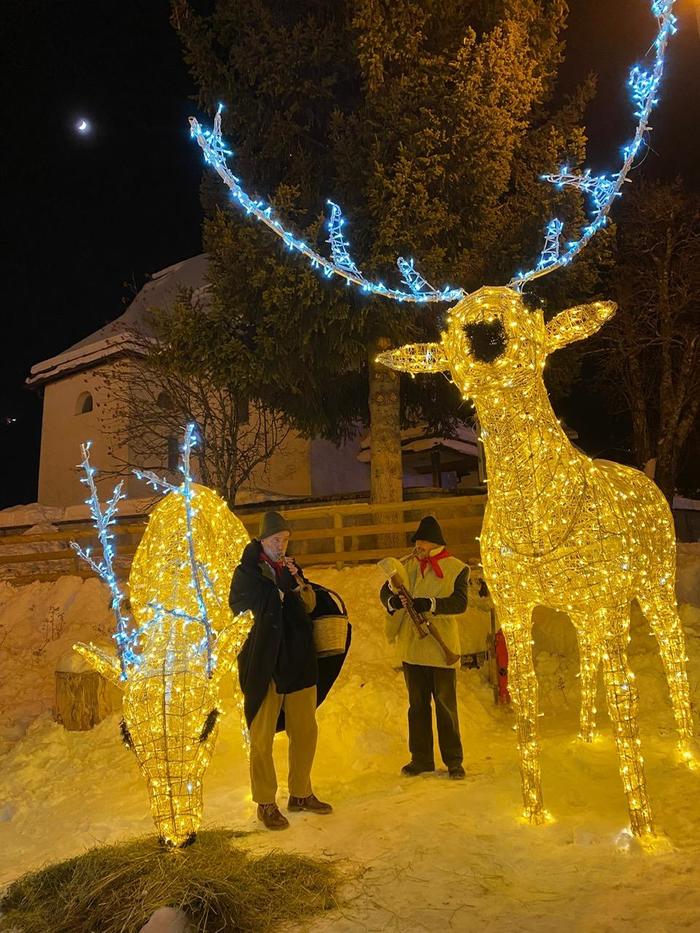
[0,494,486,585]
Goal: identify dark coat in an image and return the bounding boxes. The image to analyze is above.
[229,539,351,730]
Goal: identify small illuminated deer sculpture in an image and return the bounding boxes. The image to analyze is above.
[71,426,252,846]
[188,2,693,835]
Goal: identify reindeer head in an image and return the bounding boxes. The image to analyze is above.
[375,286,616,403]
[74,472,252,847]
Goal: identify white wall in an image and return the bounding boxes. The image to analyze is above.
[38,369,128,507]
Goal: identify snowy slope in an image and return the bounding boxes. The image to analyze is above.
[1,553,700,932]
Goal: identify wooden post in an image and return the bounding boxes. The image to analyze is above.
[54,651,122,731]
[430,449,442,488]
[333,511,344,570]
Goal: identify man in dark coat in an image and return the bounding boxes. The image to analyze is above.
[230,510,334,830]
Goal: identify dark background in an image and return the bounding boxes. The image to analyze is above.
[3,0,699,509]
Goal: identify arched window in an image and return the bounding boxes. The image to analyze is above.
[75,391,93,415]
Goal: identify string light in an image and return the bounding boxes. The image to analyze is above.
[70,443,136,679]
[377,287,694,836]
[511,0,678,288]
[71,427,253,846]
[188,106,462,303]
[188,2,677,302]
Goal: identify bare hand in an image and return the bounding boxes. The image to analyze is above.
[399,593,411,608]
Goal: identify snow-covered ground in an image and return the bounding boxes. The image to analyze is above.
[1,550,700,931]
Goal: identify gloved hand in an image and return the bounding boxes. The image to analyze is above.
[387,594,403,612]
[276,566,298,594]
[411,597,432,614]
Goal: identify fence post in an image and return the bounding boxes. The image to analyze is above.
[333,511,344,570]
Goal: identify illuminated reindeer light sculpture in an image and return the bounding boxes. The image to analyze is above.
[71,426,252,846]
[378,288,694,835]
[188,2,693,835]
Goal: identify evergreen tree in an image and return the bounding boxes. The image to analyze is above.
[171,0,599,502]
[600,178,700,502]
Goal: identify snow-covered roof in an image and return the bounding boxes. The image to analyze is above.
[357,422,479,463]
[27,254,209,387]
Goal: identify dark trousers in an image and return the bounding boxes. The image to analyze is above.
[402,662,463,769]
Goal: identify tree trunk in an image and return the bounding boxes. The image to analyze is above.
[55,670,122,731]
[368,336,404,548]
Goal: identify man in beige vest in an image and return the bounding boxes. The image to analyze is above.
[380,515,469,779]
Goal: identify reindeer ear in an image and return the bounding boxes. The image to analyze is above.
[376,342,450,375]
[212,611,254,681]
[544,301,616,354]
[74,642,124,688]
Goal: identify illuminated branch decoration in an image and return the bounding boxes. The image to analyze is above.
[71,428,253,846]
[189,3,677,300]
[511,0,678,287]
[326,200,362,278]
[188,105,463,304]
[70,443,137,679]
[536,219,564,272]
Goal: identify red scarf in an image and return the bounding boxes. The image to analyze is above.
[259,551,285,576]
[418,547,451,578]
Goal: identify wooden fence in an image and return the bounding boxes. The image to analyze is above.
[0,494,486,586]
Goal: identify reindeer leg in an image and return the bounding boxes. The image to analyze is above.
[498,604,544,824]
[638,593,694,757]
[573,623,600,743]
[600,612,653,837]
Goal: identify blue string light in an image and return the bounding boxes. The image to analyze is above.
[188,1,679,300]
[510,0,678,289]
[536,219,564,271]
[72,424,218,680]
[396,257,443,298]
[71,443,139,679]
[326,200,363,277]
[188,106,464,304]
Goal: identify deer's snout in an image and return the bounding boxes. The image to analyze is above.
[463,319,507,363]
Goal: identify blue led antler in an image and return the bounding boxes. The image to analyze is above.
[510,0,678,289]
[189,1,679,300]
[188,106,464,303]
[71,443,138,679]
[73,425,218,680]
[134,423,217,676]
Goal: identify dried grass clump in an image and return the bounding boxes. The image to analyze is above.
[0,828,339,932]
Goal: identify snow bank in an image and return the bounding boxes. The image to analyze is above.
[0,577,114,749]
[1,558,700,931]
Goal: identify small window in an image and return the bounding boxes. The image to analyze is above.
[167,436,179,471]
[236,395,250,425]
[76,392,93,415]
[157,391,174,411]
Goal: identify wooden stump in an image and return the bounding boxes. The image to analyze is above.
[54,651,122,731]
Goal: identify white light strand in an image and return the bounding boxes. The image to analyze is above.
[188,106,464,304]
[510,0,678,289]
[188,1,678,300]
[70,443,137,679]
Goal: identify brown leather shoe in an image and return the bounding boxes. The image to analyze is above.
[288,793,333,814]
[257,802,290,830]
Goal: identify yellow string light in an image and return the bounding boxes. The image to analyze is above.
[378,286,694,837]
[76,484,252,846]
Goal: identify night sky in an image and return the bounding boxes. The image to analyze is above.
[3,0,699,509]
